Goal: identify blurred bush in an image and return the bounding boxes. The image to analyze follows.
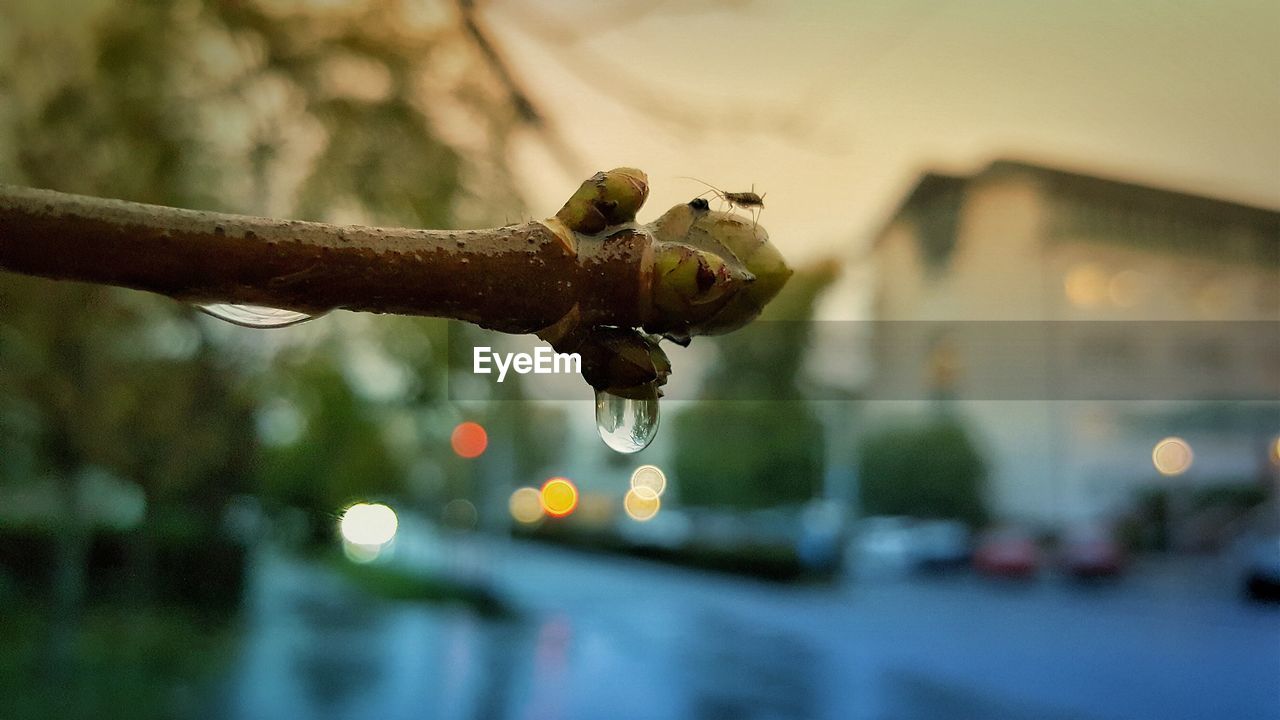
[674,403,825,509]
[858,415,990,527]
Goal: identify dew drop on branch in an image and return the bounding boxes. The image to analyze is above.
[595,386,660,454]
[199,303,319,328]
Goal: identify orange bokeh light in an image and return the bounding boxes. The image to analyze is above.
[540,477,579,518]
[451,421,488,458]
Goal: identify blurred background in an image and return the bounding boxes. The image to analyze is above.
[0,1,1277,719]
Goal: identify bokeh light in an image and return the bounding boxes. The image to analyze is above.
[1271,436,1280,466]
[1107,270,1145,308]
[1064,264,1108,308]
[630,464,667,497]
[339,502,399,546]
[623,486,661,522]
[442,498,478,530]
[451,421,488,458]
[342,540,384,564]
[540,477,579,518]
[509,487,544,524]
[1152,437,1193,476]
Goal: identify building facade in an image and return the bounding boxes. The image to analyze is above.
[869,160,1279,528]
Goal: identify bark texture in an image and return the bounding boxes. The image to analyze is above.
[0,184,651,335]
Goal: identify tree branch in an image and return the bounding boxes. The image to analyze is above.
[0,168,792,395]
[0,184,637,334]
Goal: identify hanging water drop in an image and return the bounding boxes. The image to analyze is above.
[199,303,320,328]
[595,385,660,454]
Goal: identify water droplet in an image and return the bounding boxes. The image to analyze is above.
[199,303,320,328]
[595,386,660,454]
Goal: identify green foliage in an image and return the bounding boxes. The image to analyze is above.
[671,262,838,508]
[12,1,209,205]
[0,601,235,720]
[256,351,403,515]
[295,98,460,227]
[0,273,256,518]
[673,402,824,509]
[858,415,989,526]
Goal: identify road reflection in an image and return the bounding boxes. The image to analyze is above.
[210,550,528,720]
[204,540,1278,720]
[686,611,818,720]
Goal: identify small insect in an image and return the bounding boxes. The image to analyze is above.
[680,177,766,228]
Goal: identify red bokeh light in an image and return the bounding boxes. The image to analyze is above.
[451,421,488,459]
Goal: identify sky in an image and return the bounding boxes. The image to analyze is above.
[487,0,1280,279]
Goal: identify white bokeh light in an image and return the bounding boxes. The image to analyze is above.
[1152,438,1193,477]
[339,502,399,546]
[630,465,667,497]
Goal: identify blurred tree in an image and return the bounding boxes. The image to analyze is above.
[0,0,557,688]
[255,350,402,519]
[0,0,561,505]
[674,403,825,509]
[0,271,257,674]
[857,415,989,527]
[672,261,838,509]
[0,0,525,223]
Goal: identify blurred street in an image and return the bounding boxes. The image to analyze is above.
[207,540,1280,720]
[2,2,1277,718]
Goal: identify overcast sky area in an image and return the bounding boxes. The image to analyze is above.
[489,0,1279,279]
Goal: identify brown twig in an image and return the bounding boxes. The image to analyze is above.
[0,169,789,396]
[0,184,643,335]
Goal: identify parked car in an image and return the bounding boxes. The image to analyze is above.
[1239,532,1280,602]
[911,519,972,571]
[974,526,1040,578]
[849,516,916,579]
[1059,524,1127,579]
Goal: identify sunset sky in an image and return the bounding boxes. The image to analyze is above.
[489,0,1279,272]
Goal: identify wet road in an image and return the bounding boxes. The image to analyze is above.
[206,538,1280,720]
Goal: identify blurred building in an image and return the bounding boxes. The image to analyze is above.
[868,159,1279,529]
